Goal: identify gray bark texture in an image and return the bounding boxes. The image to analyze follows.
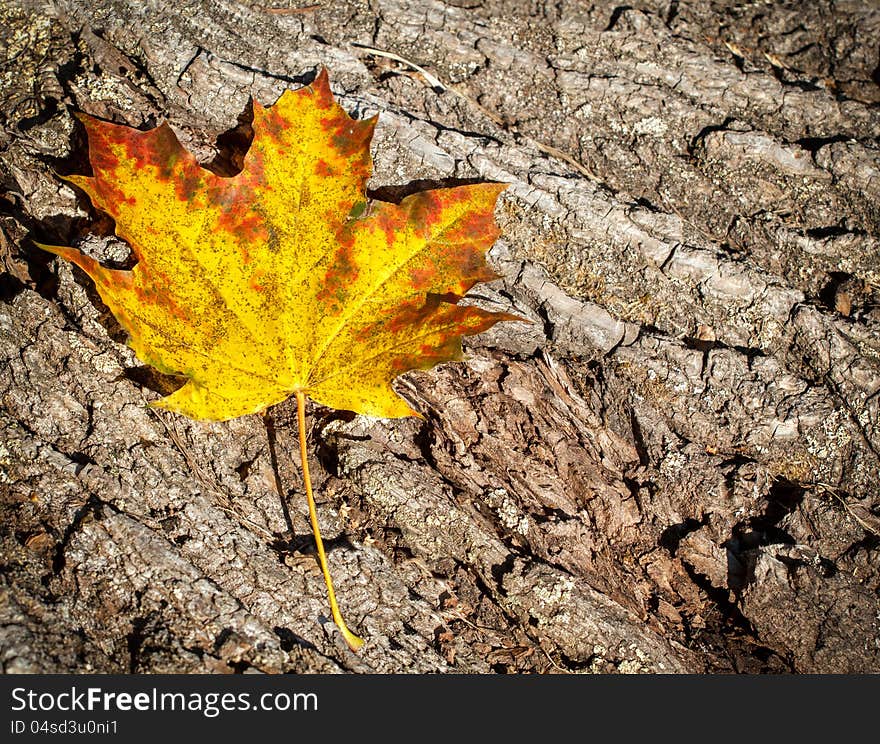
[1,0,879,673]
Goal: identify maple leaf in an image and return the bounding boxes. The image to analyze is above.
[41,69,515,422]
[39,69,519,651]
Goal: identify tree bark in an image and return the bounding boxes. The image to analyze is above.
[1,0,878,673]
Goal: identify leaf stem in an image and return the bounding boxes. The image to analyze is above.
[295,391,364,651]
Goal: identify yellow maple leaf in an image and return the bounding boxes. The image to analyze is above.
[43,69,514,420]
[40,69,517,650]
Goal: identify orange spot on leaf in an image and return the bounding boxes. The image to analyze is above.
[249,269,266,292]
[408,264,436,290]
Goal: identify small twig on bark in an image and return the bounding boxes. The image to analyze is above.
[351,42,603,183]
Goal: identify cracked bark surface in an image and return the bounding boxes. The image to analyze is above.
[2,0,878,673]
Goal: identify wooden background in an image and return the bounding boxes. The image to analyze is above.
[1,0,878,673]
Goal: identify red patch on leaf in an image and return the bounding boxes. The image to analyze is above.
[408,264,437,290]
[239,147,267,192]
[94,179,136,208]
[249,269,266,292]
[413,192,445,229]
[317,242,359,305]
[374,208,399,248]
[310,68,334,109]
[120,125,179,177]
[87,136,120,174]
[172,166,204,202]
[216,206,267,246]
